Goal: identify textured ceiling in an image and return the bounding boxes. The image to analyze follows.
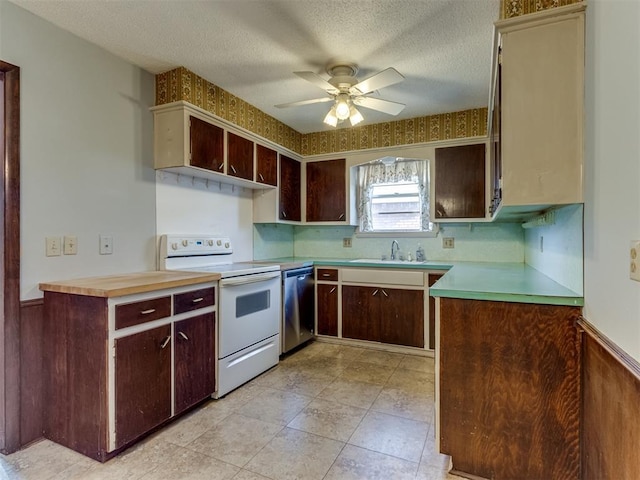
[12,0,500,134]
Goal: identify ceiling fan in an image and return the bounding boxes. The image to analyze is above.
[275,63,406,127]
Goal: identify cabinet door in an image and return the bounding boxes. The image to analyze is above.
[256,145,278,186]
[317,284,338,336]
[306,159,346,222]
[434,144,486,219]
[342,285,379,342]
[227,132,254,180]
[489,61,502,216]
[115,325,171,447]
[279,155,301,221]
[190,116,224,172]
[175,313,216,415]
[380,288,424,348]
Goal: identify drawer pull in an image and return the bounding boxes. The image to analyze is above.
[178,331,189,341]
[330,287,336,294]
[230,165,237,174]
[160,336,171,349]
[259,173,265,182]
[191,297,204,303]
[372,289,379,296]
[322,273,331,277]
[140,309,156,315]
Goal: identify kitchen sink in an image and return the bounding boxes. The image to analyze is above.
[349,258,425,265]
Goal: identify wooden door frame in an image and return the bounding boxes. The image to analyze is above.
[0,60,21,454]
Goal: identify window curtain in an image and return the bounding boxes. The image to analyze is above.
[357,159,430,232]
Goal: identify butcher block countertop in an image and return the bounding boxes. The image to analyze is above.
[39,271,221,298]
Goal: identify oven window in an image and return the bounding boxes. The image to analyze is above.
[236,290,271,318]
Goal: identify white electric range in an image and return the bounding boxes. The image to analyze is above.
[159,235,281,397]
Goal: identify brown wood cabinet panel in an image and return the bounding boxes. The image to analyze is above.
[379,288,424,348]
[20,300,44,446]
[175,313,216,415]
[279,155,301,221]
[43,293,109,461]
[115,325,172,448]
[115,296,171,329]
[174,287,215,315]
[256,144,277,186]
[342,285,379,342]
[434,143,486,219]
[190,116,224,172]
[316,284,338,337]
[306,159,346,222]
[227,132,254,180]
[428,274,444,350]
[439,298,580,480]
[316,268,338,281]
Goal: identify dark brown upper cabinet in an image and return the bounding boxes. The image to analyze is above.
[306,159,346,222]
[256,145,278,186]
[227,132,254,181]
[190,115,224,172]
[279,155,301,222]
[434,143,486,219]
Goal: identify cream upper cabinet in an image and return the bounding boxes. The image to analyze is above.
[491,3,585,220]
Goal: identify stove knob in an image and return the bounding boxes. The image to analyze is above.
[208,239,214,246]
[171,243,178,250]
[217,240,222,246]
[225,242,230,248]
[182,240,188,247]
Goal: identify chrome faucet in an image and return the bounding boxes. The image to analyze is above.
[390,240,400,260]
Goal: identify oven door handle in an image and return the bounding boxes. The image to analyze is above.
[220,271,280,287]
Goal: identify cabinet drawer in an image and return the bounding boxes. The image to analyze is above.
[174,287,215,314]
[317,268,338,281]
[115,296,171,330]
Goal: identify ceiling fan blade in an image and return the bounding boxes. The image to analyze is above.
[354,96,406,116]
[275,97,333,108]
[350,68,405,95]
[294,71,339,94]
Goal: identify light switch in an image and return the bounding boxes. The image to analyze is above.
[46,237,61,257]
[99,235,113,255]
[443,237,455,249]
[63,236,77,255]
[631,241,640,282]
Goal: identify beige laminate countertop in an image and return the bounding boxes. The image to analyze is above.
[39,271,221,298]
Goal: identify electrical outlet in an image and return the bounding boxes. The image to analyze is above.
[443,237,455,249]
[343,237,352,248]
[46,237,61,257]
[63,235,77,255]
[99,234,113,255]
[631,241,640,282]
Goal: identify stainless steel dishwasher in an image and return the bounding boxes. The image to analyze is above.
[282,266,315,353]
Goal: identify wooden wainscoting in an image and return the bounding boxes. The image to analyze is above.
[19,299,44,446]
[579,319,640,479]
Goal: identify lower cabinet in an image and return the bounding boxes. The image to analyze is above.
[342,285,424,348]
[115,325,172,448]
[316,283,338,337]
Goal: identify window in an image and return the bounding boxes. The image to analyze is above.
[357,158,435,233]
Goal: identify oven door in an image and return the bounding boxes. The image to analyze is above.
[218,271,281,358]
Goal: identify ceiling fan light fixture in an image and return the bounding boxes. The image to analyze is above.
[323,105,338,127]
[349,105,364,126]
[335,95,350,120]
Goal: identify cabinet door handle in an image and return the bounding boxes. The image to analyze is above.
[281,211,287,218]
[330,287,336,294]
[259,173,265,182]
[338,213,345,220]
[160,336,171,349]
[322,273,331,277]
[372,289,379,296]
[382,290,389,297]
[140,309,156,315]
[230,164,237,174]
[178,331,189,341]
[218,163,224,171]
[191,297,204,303]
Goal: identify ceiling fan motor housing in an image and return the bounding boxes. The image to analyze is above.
[326,63,359,91]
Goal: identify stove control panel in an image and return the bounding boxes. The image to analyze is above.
[160,235,232,258]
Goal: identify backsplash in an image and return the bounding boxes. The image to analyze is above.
[254,223,525,263]
[524,204,583,294]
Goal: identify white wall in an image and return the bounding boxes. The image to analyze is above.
[583,0,640,360]
[1,2,157,300]
[156,172,254,263]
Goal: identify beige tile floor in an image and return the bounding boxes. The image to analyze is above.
[0,341,465,480]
